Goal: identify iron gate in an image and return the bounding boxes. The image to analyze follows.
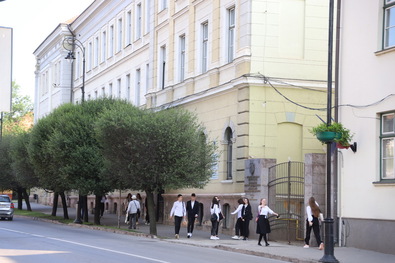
[268,161,305,244]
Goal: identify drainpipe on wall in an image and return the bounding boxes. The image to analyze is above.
[334,0,342,247]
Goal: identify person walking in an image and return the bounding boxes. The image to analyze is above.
[241,197,253,240]
[231,198,245,240]
[186,193,200,238]
[304,197,324,250]
[127,195,141,229]
[256,198,278,246]
[210,196,223,240]
[169,194,186,239]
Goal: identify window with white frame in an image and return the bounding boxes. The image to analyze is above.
[135,69,141,106]
[102,31,107,62]
[159,45,166,90]
[384,0,395,48]
[87,42,92,71]
[227,7,235,63]
[201,22,208,73]
[127,11,132,45]
[126,74,131,101]
[117,78,122,98]
[109,83,113,96]
[179,34,186,82]
[136,3,142,40]
[160,0,167,11]
[224,127,233,180]
[94,90,98,99]
[101,86,105,97]
[145,63,149,93]
[145,0,151,34]
[109,25,114,57]
[94,37,99,67]
[381,112,395,180]
[118,18,123,52]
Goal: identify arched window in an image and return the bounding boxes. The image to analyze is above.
[225,127,233,180]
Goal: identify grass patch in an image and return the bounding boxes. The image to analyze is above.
[14,209,74,224]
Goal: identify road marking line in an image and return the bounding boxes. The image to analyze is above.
[0,227,170,263]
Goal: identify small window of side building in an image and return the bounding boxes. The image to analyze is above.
[381,112,395,180]
[384,0,395,48]
[227,7,235,63]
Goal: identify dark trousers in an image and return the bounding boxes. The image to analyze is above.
[235,218,243,236]
[174,216,183,235]
[129,213,137,229]
[187,215,196,233]
[243,219,251,238]
[305,217,322,246]
[211,220,219,236]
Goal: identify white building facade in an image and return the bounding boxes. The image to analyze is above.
[338,0,395,254]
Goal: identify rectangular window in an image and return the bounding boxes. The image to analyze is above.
[160,0,167,11]
[109,83,113,97]
[109,25,114,57]
[118,18,123,52]
[127,11,132,45]
[126,74,131,101]
[117,78,122,98]
[227,7,235,62]
[94,37,99,67]
[384,1,395,48]
[159,46,166,90]
[179,35,186,82]
[135,69,141,106]
[102,31,107,62]
[145,63,149,93]
[87,42,92,70]
[101,87,105,97]
[136,3,142,39]
[94,90,98,99]
[381,112,395,179]
[201,22,208,73]
[145,0,151,34]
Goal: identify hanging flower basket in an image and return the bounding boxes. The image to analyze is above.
[316,131,341,143]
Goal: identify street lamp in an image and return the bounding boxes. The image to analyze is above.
[320,0,338,262]
[63,37,85,103]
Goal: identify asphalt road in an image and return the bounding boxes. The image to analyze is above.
[0,217,288,263]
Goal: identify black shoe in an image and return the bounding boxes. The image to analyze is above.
[265,243,270,246]
[258,243,262,246]
[243,238,247,240]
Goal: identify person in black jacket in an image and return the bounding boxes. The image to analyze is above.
[241,197,253,240]
[186,193,200,238]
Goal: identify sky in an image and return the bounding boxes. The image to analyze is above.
[0,0,94,100]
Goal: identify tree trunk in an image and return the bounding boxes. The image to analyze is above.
[52,192,59,216]
[17,187,23,210]
[74,195,83,224]
[83,195,89,223]
[60,192,69,219]
[22,188,32,211]
[146,190,157,236]
[94,195,101,225]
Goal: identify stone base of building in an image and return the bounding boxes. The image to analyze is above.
[340,217,395,255]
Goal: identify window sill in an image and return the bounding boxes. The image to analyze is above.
[221,180,233,184]
[375,46,395,56]
[372,179,395,185]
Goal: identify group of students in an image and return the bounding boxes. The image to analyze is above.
[169,193,324,250]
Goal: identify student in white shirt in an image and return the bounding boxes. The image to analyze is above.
[304,197,324,250]
[256,198,278,246]
[127,195,141,230]
[169,194,186,239]
[210,196,223,240]
[231,198,245,240]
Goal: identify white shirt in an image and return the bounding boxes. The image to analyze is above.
[210,204,221,219]
[191,201,195,209]
[127,200,141,214]
[170,201,186,217]
[231,204,243,218]
[258,205,274,216]
[306,201,320,222]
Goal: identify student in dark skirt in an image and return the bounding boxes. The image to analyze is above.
[256,198,278,246]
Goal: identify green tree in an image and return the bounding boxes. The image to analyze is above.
[2,81,33,135]
[95,106,217,235]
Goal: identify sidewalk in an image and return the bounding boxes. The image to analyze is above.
[19,202,395,263]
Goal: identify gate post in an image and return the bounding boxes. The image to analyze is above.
[244,158,276,238]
